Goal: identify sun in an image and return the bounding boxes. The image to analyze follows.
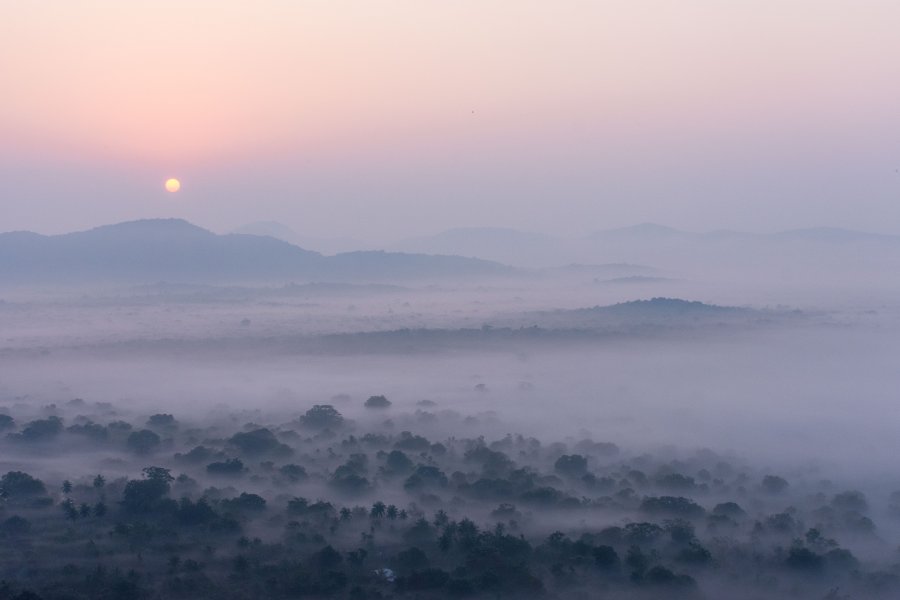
[164,178,181,193]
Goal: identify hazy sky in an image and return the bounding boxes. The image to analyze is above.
[2,1,899,241]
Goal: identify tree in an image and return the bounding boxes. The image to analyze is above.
[404,518,436,545]
[761,474,789,494]
[364,395,392,409]
[221,493,267,513]
[206,458,245,476]
[176,497,217,526]
[626,545,648,577]
[433,509,449,528]
[676,541,711,565]
[312,545,343,570]
[0,471,47,499]
[0,515,31,536]
[712,501,746,518]
[832,490,868,512]
[127,429,161,455]
[0,414,14,431]
[654,472,696,492]
[786,546,824,571]
[395,546,429,573]
[276,464,306,483]
[623,522,664,545]
[15,417,63,442]
[644,565,696,587]
[639,496,705,518]
[554,454,588,477]
[346,548,367,568]
[62,480,72,495]
[67,422,109,442]
[121,468,173,513]
[229,428,292,457]
[143,466,174,483]
[593,545,619,569]
[146,413,177,430]
[384,450,414,474]
[405,466,450,495]
[61,498,78,520]
[395,432,432,452]
[300,405,344,429]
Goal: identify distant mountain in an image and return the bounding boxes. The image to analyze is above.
[231,221,368,255]
[232,221,302,243]
[388,227,570,268]
[0,219,511,283]
[591,223,687,239]
[540,263,660,278]
[585,224,900,277]
[770,227,900,243]
[589,223,900,244]
[388,223,900,275]
[595,276,677,285]
[133,281,408,296]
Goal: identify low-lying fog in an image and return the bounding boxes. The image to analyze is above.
[2,272,900,599]
[3,273,899,474]
[3,320,899,477]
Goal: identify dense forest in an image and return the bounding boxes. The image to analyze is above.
[0,396,895,600]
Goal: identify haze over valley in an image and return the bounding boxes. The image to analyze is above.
[2,215,900,598]
[4,2,900,598]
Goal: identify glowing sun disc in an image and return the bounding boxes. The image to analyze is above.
[164,178,181,193]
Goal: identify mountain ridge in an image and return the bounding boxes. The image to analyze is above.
[0,218,510,283]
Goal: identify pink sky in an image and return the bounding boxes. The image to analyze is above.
[2,1,899,239]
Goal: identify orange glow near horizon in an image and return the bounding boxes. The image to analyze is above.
[2,1,900,238]
[2,1,899,168]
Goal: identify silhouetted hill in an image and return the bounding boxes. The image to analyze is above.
[0,219,511,283]
[583,297,743,315]
[244,298,797,354]
[491,297,793,332]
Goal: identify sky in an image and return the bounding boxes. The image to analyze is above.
[2,0,899,242]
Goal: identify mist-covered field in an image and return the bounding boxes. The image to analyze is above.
[3,247,900,600]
